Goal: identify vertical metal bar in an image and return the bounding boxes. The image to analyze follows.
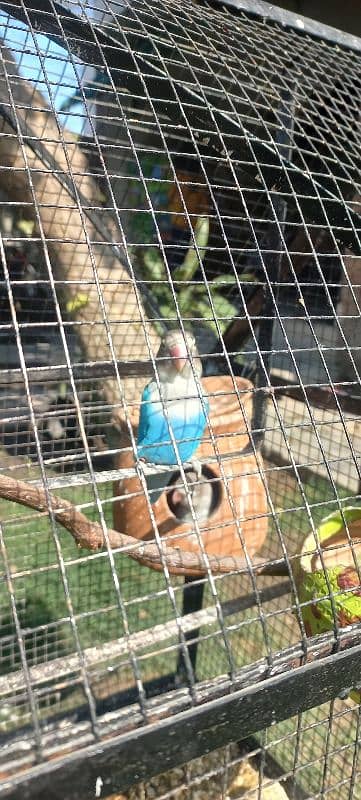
[252,86,296,444]
[176,577,205,683]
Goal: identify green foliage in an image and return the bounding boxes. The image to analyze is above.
[66,293,89,314]
[316,506,361,541]
[141,216,255,334]
[299,565,361,636]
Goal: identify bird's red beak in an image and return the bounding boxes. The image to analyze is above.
[169,343,188,372]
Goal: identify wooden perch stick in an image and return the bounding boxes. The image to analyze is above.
[0,473,289,578]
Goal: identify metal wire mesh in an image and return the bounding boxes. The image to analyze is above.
[0,0,360,798]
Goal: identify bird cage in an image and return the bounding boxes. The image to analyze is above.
[0,1,361,799]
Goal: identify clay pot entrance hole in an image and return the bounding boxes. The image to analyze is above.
[166,466,222,523]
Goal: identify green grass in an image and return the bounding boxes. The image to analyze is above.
[0,463,358,773]
[0,482,177,680]
[0,467,353,679]
[256,700,361,800]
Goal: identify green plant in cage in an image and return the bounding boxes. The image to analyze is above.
[122,153,254,334]
[60,86,256,337]
[300,565,361,635]
[298,506,361,702]
[141,215,255,336]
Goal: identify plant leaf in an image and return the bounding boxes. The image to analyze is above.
[143,248,167,281]
[17,219,35,236]
[66,293,89,314]
[317,506,361,542]
[210,271,255,287]
[173,216,209,282]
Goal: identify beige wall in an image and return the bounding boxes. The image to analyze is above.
[276,0,361,37]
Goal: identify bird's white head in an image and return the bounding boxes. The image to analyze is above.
[156,329,202,381]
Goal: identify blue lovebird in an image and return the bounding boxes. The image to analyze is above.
[137,330,208,503]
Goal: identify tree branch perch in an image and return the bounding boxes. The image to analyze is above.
[0,473,289,578]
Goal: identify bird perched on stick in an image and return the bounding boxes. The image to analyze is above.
[137,330,208,504]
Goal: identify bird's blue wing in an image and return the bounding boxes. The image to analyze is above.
[137,381,209,465]
[137,384,152,444]
[137,383,174,463]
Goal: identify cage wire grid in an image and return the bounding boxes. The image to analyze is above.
[0,0,359,797]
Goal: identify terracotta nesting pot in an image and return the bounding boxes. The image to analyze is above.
[113,375,268,575]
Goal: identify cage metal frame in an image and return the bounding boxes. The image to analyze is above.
[0,1,361,798]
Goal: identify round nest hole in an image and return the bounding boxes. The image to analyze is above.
[166,465,222,523]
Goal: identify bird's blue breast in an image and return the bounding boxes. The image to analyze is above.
[137,383,208,465]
